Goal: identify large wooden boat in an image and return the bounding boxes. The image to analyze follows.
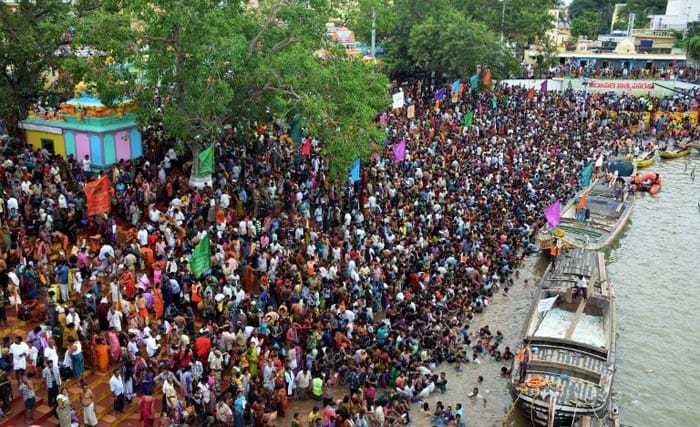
[633,151,655,168]
[510,248,616,426]
[542,177,634,251]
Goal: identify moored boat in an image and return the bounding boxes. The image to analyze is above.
[659,148,690,158]
[542,177,634,251]
[510,248,616,426]
[633,151,655,168]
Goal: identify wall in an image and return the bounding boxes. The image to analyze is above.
[26,130,65,157]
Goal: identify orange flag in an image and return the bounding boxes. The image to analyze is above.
[84,175,112,217]
[481,69,492,86]
[527,87,535,99]
[576,191,588,210]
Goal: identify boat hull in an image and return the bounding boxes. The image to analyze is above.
[633,153,655,168]
[660,149,690,158]
[548,180,634,251]
[510,249,616,426]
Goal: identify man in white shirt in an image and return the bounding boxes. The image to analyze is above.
[9,336,30,383]
[98,244,115,273]
[143,331,160,358]
[109,371,125,414]
[82,155,92,178]
[137,226,149,247]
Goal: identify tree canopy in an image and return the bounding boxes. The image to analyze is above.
[6,0,390,182]
[568,0,614,38]
[348,0,555,78]
[0,0,69,135]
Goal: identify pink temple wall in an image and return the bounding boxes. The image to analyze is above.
[75,133,90,162]
[114,130,131,162]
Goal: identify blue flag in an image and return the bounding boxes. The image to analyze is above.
[470,74,479,89]
[580,163,593,188]
[452,79,461,95]
[350,158,361,183]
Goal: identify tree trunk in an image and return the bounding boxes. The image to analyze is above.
[187,144,212,189]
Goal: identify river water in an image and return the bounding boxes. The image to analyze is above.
[604,155,700,426]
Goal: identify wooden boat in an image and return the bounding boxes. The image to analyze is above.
[659,148,690,158]
[633,151,655,168]
[510,248,616,426]
[688,143,700,150]
[541,177,634,251]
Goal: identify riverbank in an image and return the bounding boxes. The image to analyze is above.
[279,254,548,427]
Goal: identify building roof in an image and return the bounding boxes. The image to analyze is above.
[558,52,686,61]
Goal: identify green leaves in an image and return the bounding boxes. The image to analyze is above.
[66,0,388,182]
[408,11,517,79]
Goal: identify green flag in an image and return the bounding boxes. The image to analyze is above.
[464,111,474,127]
[189,232,211,278]
[580,163,593,187]
[492,95,498,110]
[290,116,302,145]
[198,144,215,177]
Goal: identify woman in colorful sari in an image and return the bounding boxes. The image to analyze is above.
[94,335,109,371]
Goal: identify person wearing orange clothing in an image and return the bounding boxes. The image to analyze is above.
[120,270,136,301]
[152,284,164,320]
[94,335,110,371]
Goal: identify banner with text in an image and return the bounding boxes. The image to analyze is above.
[564,78,675,97]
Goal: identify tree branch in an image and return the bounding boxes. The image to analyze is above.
[244,0,287,63]
[269,36,299,54]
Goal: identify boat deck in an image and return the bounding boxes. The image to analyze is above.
[543,248,603,294]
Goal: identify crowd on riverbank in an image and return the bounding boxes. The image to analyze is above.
[0,72,698,427]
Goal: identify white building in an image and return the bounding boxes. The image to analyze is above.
[649,0,700,31]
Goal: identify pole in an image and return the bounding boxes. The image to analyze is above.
[500,0,506,43]
[371,6,377,61]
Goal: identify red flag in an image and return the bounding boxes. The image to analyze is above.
[481,70,492,86]
[302,138,311,156]
[527,87,535,99]
[84,175,112,217]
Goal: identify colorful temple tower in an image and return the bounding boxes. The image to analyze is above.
[19,83,143,169]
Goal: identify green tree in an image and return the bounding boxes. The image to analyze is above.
[570,10,604,39]
[688,35,700,62]
[407,11,518,79]
[457,0,555,50]
[568,0,614,37]
[71,0,389,182]
[0,0,69,135]
[619,0,666,29]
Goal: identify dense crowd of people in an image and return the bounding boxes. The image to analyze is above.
[0,71,697,427]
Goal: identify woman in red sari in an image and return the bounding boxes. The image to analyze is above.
[139,394,156,427]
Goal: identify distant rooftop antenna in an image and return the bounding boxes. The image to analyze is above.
[627,13,636,35]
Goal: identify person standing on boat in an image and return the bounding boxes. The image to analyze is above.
[576,275,588,299]
[517,340,532,384]
[549,242,561,270]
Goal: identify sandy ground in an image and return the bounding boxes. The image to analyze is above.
[281,255,548,427]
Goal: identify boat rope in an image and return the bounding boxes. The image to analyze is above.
[570,400,579,427]
[503,392,524,426]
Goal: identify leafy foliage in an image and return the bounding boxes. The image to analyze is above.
[0,0,69,134]
[67,0,389,181]
[619,0,666,29]
[568,0,614,38]
[407,11,518,79]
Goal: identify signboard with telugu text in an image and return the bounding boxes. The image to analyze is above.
[564,78,676,97]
